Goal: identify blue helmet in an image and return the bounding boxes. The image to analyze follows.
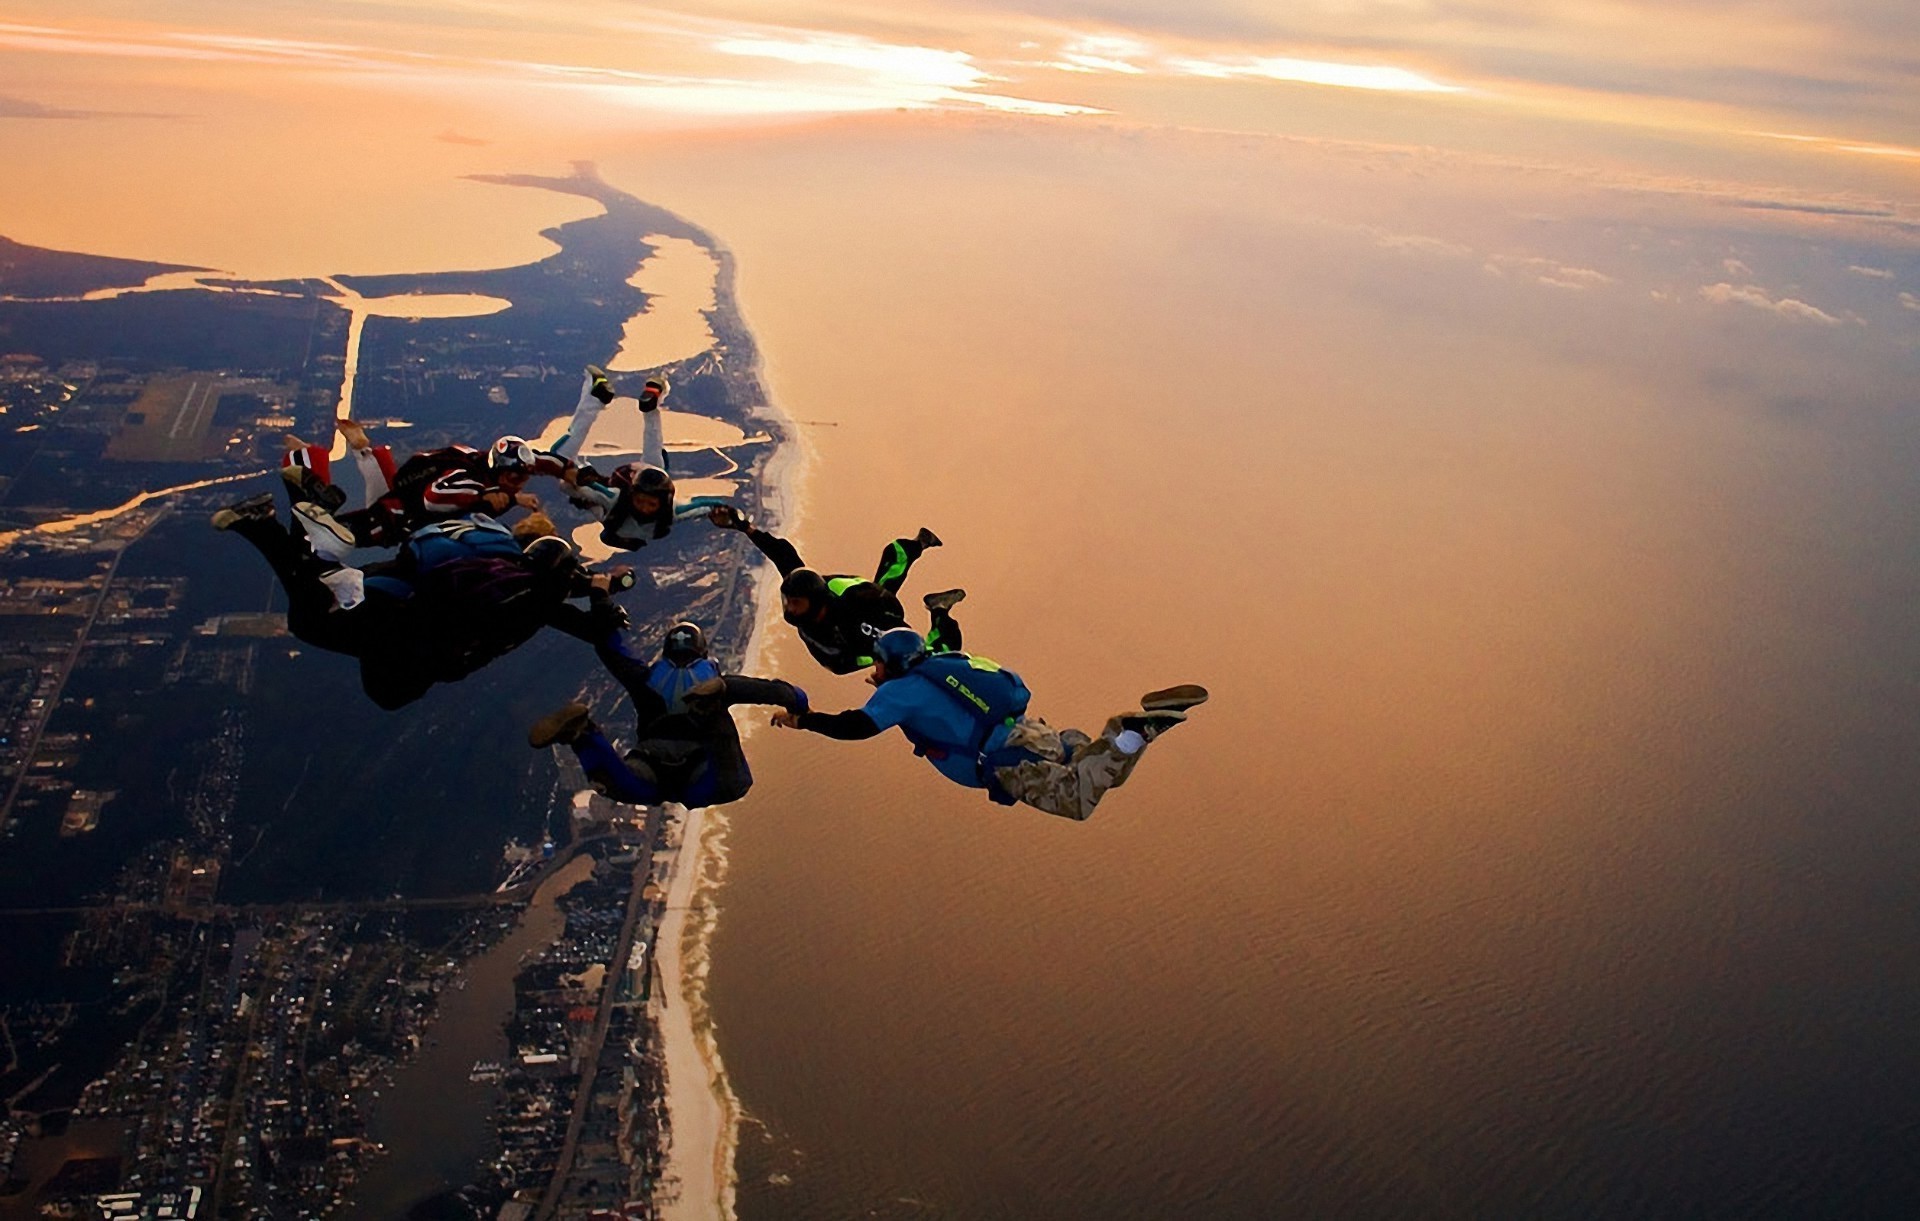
[872,627,926,678]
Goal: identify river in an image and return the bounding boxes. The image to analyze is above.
[343,854,595,1220]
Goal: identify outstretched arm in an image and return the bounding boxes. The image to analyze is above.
[774,708,883,740]
[709,675,808,713]
[744,527,806,576]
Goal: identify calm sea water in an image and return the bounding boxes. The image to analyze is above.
[622,127,1920,1219]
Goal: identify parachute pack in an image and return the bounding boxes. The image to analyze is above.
[908,653,1031,750]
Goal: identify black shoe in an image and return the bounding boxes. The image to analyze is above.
[279,463,347,511]
[1140,684,1209,714]
[638,376,668,413]
[529,703,593,749]
[914,526,942,549]
[922,588,966,613]
[586,365,616,405]
[211,493,277,531]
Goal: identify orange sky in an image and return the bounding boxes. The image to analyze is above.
[1,1,1914,283]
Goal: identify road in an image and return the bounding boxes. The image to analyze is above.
[0,505,166,836]
[534,811,660,1220]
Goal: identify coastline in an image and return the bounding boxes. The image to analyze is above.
[654,253,810,1220]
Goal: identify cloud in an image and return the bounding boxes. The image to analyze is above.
[0,92,172,120]
[1487,253,1614,289]
[1375,232,1474,258]
[1733,198,1895,219]
[1047,34,1150,75]
[0,17,1104,121]
[711,32,1103,116]
[1901,292,1920,312]
[1848,265,1895,279]
[1722,258,1751,276]
[0,94,88,118]
[1699,282,1843,325]
[1168,54,1462,93]
[436,129,490,146]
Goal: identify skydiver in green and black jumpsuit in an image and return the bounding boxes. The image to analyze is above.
[706,505,963,675]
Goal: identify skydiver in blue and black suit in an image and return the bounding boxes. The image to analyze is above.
[526,620,807,810]
[212,494,622,709]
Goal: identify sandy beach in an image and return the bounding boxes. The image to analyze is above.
[652,253,809,1220]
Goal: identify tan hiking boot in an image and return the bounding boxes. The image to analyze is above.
[528,703,593,749]
[1140,684,1209,714]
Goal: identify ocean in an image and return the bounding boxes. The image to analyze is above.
[615,120,1920,1218]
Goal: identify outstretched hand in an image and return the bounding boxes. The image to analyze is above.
[707,504,749,531]
[590,566,636,596]
[770,710,802,730]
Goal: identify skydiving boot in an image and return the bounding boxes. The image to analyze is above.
[210,493,277,531]
[1116,709,1187,748]
[528,703,594,749]
[914,526,943,549]
[922,588,966,613]
[637,376,669,413]
[279,463,346,511]
[1140,684,1210,714]
[292,502,357,562]
[586,365,616,405]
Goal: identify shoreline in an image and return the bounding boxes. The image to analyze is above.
[654,250,810,1220]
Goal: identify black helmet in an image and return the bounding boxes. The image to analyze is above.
[488,435,536,472]
[662,621,708,664]
[872,627,926,678]
[608,462,676,539]
[630,465,673,498]
[521,534,575,579]
[780,567,828,611]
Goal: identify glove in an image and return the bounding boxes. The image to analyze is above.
[706,504,749,531]
[591,601,630,635]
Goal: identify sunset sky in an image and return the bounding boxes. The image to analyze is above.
[4,0,1917,146]
[3,2,1916,207]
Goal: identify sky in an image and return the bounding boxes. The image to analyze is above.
[2,1,1917,176]
[0,1,1912,286]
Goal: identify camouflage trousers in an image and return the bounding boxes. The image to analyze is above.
[992,709,1184,822]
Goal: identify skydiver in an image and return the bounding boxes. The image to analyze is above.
[212,493,623,709]
[291,433,575,561]
[706,503,963,674]
[771,627,1208,822]
[554,367,698,551]
[527,619,808,809]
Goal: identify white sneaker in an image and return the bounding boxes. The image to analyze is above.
[293,502,356,562]
[318,566,366,611]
